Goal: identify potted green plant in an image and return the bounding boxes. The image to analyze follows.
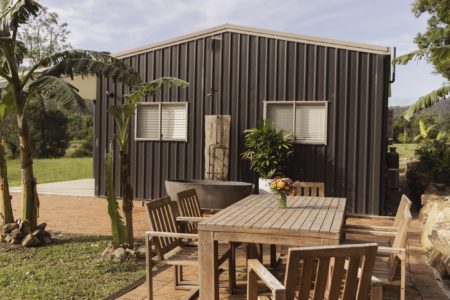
[241,121,293,193]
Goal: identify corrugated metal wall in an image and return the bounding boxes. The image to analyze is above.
[94,31,390,214]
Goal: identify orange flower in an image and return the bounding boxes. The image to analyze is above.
[276,181,285,188]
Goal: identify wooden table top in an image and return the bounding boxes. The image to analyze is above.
[198,194,347,236]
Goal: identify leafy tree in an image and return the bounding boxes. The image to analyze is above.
[0,0,140,231]
[24,99,70,158]
[18,6,71,65]
[393,0,450,120]
[108,77,189,248]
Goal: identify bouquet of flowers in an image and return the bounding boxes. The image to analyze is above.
[270,178,297,195]
[270,178,296,208]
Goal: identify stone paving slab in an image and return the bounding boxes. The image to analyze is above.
[10,178,95,197]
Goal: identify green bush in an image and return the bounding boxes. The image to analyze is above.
[241,121,293,179]
[414,120,450,182]
[67,113,93,157]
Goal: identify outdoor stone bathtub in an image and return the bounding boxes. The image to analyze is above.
[165,180,253,211]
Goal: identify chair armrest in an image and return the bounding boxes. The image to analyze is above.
[176,216,209,223]
[343,228,397,238]
[344,224,398,232]
[248,259,285,294]
[145,231,199,240]
[346,213,395,221]
[377,246,405,256]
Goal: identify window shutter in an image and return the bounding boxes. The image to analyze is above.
[266,103,293,134]
[161,104,187,140]
[136,104,159,139]
[295,104,326,143]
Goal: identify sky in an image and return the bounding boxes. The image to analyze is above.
[41,0,448,107]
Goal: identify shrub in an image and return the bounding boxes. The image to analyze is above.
[241,121,293,179]
[414,120,450,182]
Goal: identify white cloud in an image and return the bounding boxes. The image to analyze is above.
[40,0,446,106]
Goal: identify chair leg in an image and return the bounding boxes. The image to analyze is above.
[247,267,258,300]
[400,253,406,300]
[371,283,383,300]
[228,242,236,293]
[146,236,153,300]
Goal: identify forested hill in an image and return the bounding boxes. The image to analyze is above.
[390,98,450,118]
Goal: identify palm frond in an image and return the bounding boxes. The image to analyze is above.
[0,0,41,36]
[125,77,189,103]
[401,84,450,121]
[392,49,426,65]
[33,49,141,86]
[27,75,85,110]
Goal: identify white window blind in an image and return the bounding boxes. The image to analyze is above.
[264,101,327,144]
[295,104,326,143]
[266,104,293,134]
[161,104,187,140]
[135,102,188,141]
[136,104,159,140]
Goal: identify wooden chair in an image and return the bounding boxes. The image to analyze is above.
[247,243,379,300]
[344,202,412,300]
[176,189,207,234]
[144,196,235,300]
[176,188,238,289]
[344,194,412,232]
[269,181,326,267]
[293,181,325,197]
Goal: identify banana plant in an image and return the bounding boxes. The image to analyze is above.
[108,77,189,248]
[0,102,13,228]
[105,142,127,244]
[0,0,140,231]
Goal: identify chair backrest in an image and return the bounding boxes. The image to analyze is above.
[284,243,378,300]
[388,205,412,281]
[144,196,182,261]
[293,181,325,197]
[176,189,203,233]
[393,194,412,227]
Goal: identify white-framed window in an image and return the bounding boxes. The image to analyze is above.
[135,102,188,141]
[264,101,328,145]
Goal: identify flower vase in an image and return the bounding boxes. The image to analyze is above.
[278,193,287,208]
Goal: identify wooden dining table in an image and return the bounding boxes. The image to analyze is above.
[197,194,347,300]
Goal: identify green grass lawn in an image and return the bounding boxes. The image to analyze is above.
[392,143,417,170]
[0,234,145,299]
[392,143,417,160]
[7,157,93,186]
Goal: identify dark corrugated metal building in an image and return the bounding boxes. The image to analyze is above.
[94,24,392,214]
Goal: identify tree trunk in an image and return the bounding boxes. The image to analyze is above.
[0,139,14,227]
[18,114,39,232]
[120,150,134,248]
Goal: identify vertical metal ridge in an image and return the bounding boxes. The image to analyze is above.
[95,30,390,213]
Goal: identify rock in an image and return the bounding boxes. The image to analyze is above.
[5,234,13,243]
[8,228,22,240]
[102,241,120,259]
[2,223,18,234]
[36,223,47,231]
[40,235,52,245]
[136,245,146,259]
[113,247,126,260]
[21,234,41,247]
[19,220,30,234]
[125,248,136,257]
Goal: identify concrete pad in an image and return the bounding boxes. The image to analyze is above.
[10,178,95,197]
